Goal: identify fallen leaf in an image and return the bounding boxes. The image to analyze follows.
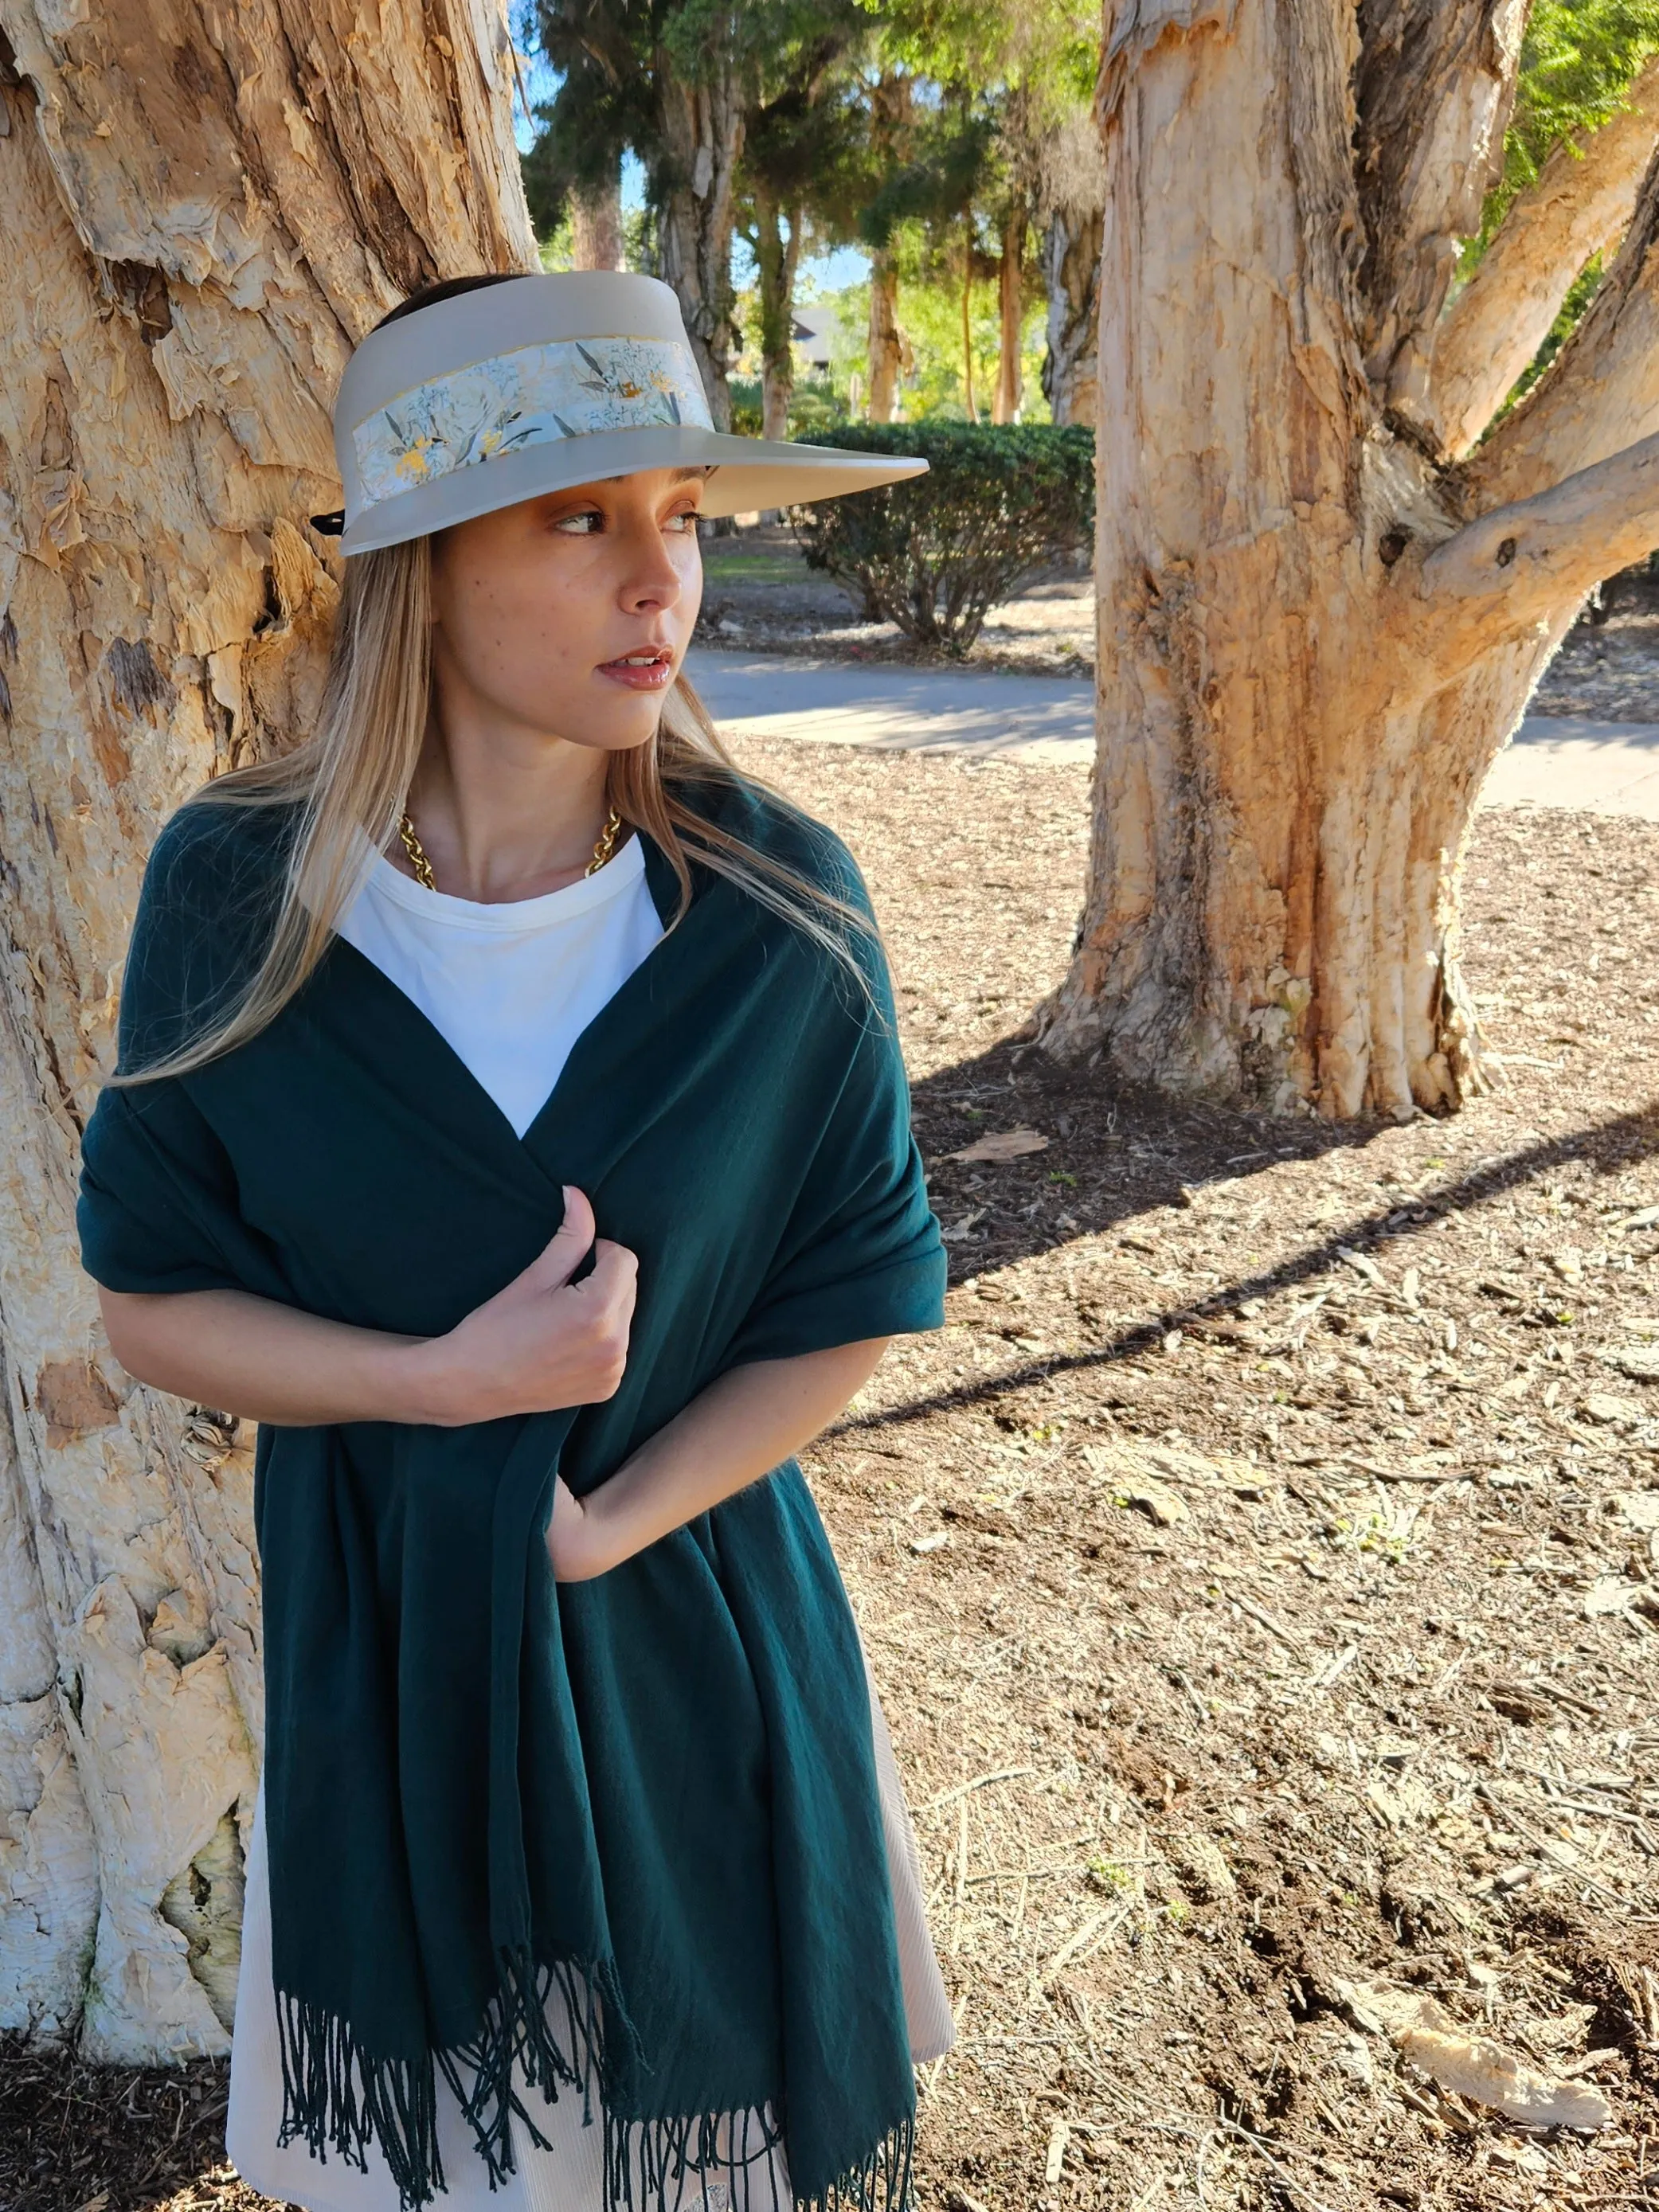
[1618,1206,1659,1232]
[1399,2025,1614,2131]
[1117,1475,1188,1526]
[1615,1491,1659,1532]
[1339,1980,1614,2131]
[1168,1827,1235,1900]
[910,1530,950,1556]
[946,1126,1049,1163]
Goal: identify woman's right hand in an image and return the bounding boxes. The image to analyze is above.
[417,1186,638,1426]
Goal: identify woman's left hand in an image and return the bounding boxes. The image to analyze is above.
[546,1474,621,1582]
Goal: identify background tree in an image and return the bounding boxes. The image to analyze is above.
[530,1,786,429]
[863,71,917,420]
[1032,0,1659,1120]
[735,4,871,438]
[0,0,534,2058]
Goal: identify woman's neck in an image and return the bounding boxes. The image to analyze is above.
[398,682,616,905]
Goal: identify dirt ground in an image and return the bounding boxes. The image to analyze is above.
[694,525,1659,721]
[6,760,1659,2212]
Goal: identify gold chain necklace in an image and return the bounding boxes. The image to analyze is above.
[396,805,622,892]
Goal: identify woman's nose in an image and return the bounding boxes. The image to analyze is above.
[617,524,683,611]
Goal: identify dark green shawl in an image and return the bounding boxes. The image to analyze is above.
[76,776,946,2211]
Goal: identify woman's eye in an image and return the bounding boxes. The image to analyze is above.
[554,510,604,534]
[665,510,698,533]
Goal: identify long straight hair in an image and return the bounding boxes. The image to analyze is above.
[109,529,879,1085]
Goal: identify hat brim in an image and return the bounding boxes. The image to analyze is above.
[335,425,927,553]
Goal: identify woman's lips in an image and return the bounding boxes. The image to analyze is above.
[597,650,674,691]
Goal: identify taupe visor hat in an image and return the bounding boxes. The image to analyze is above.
[316,271,926,555]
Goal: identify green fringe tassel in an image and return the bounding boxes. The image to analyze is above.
[275,1947,916,2212]
[796,2113,916,2212]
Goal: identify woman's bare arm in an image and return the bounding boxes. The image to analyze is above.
[545,1336,890,1581]
[96,1186,636,1427]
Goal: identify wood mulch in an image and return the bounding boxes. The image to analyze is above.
[6,744,1659,2212]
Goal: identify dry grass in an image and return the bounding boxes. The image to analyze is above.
[7,745,1658,2212]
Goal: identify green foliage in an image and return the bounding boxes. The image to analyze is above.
[726,375,852,439]
[1469,0,1659,254]
[788,421,1093,653]
[799,275,1048,424]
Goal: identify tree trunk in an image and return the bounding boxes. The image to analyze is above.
[755,190,802,441]
[961,222,978,424]
[655,62,745,432]
[1039,201,1103,427]
[1034,0,1659,1120]
[0,0,533,2058]
[571,166,624,272]
[992,202,1027,424]
[867,247,902,423]
[1036,107,1106,429]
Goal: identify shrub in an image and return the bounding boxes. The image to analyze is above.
[788,423,1094,655]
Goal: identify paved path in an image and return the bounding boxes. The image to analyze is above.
[686,649,1659,817]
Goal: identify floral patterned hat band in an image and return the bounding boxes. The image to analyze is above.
[315,271,927,555]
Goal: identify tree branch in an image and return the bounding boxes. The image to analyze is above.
[1426,55,1659,459]
[1467,137,1659,510]
[1352,0,1527,417]
[1419,428,1659,641]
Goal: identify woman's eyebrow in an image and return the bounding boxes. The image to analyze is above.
[669,467,711,483]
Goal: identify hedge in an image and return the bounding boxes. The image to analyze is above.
[787,422,1094,655]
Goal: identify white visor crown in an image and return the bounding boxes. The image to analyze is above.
[321,272,927,555]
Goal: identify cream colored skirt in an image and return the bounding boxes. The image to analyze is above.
[227,1649,952,2212]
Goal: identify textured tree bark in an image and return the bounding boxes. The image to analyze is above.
[571,167,624,272]
[1034,0,1659,1119]
[992,203,1027,424]
[1039,201,1102,427]
[1036,109,1106,428]
[0,0,534,2058]
[655,63,745,432]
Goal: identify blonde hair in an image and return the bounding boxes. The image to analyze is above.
[111,534,880,1085]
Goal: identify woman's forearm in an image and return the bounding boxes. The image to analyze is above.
[554,1336,891,1578]
[97,1285,444,1426]
[95,1192,637,1428]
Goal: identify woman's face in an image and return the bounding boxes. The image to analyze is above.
[427,464,706,753]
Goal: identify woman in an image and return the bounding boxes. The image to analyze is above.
[75,272,952,2212]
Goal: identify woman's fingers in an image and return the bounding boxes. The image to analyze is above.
[514,1184,598,1292]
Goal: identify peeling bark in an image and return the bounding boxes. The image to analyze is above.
[1039,0,1659,1120]
[0,0,533,2056]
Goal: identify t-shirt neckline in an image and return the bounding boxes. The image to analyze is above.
[350,823,648,934]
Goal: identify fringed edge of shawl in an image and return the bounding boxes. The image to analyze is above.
[274,1940,632,2210]
[274,1946,916,2212]
[793,2112,917,2212]
[602,2105,914,2212]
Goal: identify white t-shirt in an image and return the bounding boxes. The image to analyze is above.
[335,829,665,1136]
